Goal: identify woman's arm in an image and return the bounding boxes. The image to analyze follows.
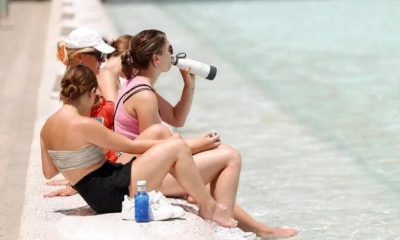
[184,132,221,154]
[132,90,162,133]
[157,69,196,127]
[80,117,162,154]
[133,90,220,154]
[97,70,119,102]
[40,134,59,179]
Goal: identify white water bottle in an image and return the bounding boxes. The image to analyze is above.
[171,53,217,80]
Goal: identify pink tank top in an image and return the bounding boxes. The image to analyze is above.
[114,78,161,140]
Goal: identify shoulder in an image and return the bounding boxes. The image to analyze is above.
[124,88,158,113]
[74,115,103,133]
[40,112,59,138]
[126,86,157,103]
[40,118,51,141]
[134,88,156,98]
[71,116,111,141]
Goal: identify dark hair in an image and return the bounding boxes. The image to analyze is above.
[121,29,167,79]
[107,34,133,59]
[60,65,98,103]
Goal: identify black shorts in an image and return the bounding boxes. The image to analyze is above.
[73,159,135,213]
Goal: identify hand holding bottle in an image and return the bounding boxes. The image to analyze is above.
[179,67,196,89]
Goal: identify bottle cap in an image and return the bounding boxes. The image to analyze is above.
[206,65,217,80]
[171,52,187,65]
[137,180,146,186]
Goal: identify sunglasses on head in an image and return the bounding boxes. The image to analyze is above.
[85,51,106,62]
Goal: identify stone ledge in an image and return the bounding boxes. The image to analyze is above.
[55,201,215,240]
[52,199,215,240]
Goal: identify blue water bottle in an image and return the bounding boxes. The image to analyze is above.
[134,180,150,222]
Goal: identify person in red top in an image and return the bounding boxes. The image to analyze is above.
[56,27,119,165]
[90,97,117,161]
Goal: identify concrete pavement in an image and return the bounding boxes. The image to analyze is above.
[0,1,49,239]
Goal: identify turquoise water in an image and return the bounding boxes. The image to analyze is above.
[106,0,400,239]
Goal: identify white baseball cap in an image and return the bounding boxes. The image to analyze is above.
[65,27,115,54]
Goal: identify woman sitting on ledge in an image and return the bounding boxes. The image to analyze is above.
[115,29,298,239]
[40,64,237,227]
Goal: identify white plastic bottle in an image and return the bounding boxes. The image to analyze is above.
[171,53,217,80]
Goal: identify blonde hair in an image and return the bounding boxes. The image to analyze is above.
[57,41,96,66]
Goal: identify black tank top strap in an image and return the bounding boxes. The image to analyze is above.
[123,85,155,103]
[113,83,155,131]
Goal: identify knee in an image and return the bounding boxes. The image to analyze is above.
[222,145,242,168]
[168,138,191,157]
[147,124,172,139]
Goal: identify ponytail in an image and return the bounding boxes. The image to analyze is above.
[121,50,135,79]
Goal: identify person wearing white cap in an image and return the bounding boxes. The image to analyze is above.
[65,27,115,53]
[57,27,115,75]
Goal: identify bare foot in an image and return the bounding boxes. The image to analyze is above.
[258,227,298,239]
[211,204,238,227]
[198,203,237,227]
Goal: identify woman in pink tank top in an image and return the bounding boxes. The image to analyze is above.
[115,29,298,239]
[114,78,162,140]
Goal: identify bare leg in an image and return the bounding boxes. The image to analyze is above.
[235,205,298,238]
[208,145,241,217]
[135,124,172,140]
[127,130,280,233]
[116,124,172,164]
[129,138,237,227]
[160,144,297,237]
[161,144,241,217]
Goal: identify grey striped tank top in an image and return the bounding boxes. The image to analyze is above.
[48,144,105,171]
